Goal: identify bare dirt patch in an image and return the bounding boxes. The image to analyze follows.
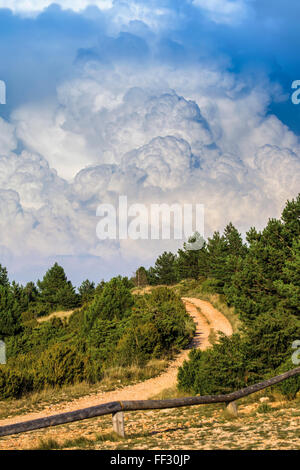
[0,297,233,449]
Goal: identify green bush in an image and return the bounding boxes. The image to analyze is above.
[114,323,162,366]
[0,285,194,399]
[0,366,33,399]
[83,276,134,330]
[178,334,253,395]
[34,343,86,388]
[274,359,300,400]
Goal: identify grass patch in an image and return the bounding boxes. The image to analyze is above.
[257,403,273,414]
[35,432,125,450]
[149,386,188,400]
[208,328,217,345]
[95,432,126,443]
[0,359,168,420]
[37,309,77,323]
[35,438,61,450]
[101,359,168,390]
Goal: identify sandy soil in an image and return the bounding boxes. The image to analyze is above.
[0,298,232,430]
[37,310,75,323]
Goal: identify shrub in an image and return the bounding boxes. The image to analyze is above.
[0,286,22,338]
[114,323,162,366]
[83,277,134,330]
[0,366,33,399]
[274,359,300,400]
[178,334,252,395]
[34,343,86,388]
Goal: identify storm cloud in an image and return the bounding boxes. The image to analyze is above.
[0,1,299,284]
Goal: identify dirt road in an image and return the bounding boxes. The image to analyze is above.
[0,298,233,429]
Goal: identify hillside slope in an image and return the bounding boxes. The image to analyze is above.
[0,297,233,449]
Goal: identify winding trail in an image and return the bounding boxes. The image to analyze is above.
[0,298,232,428]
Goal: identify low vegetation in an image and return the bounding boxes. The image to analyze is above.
[1,392,298,450]
[0,194,299,450]
[0,280,194,399]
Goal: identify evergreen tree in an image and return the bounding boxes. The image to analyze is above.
[226,196,300,322]
[94,280,106,297]
[24,282,39,304]
[84,276,134,329]
[223,223,247,287]
[153,252,178,285]
[224,223,246,257]
[133,267,148,287]
[11,282,29,313]
[0,286,22,338]
[274,240,300,317]
[37,263,79,311]
[176,233,204,280]
[147,267,159,286]
[245,308,300,373]
[281,193,300,241]
[78,279,95,305]
[205,232,228,292]
[55,283,79,310]
[198,242,209,277]
[0,264,9,288]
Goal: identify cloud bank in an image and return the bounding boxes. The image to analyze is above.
[0,1,299,284]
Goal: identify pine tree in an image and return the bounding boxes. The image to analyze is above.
[55,283,79,310]
[11,282,29,312]
[227,196,300,322]
[205,231,228,292]
[133,267,148,287]
[198,242,209,277]
[147,267,159,286]
[79,280,95,305]
[37,263,79,311]
[224,223,246,257]
[281,193,300,241]
[84,276,134,328]
[0,286,22,338]
[153,252,178,285]
[176,233,205,280]
[223,223,247,288]
[24,282,39,304]
[0,264,9,288]
[274,239,300,317]
[94,280,106,297]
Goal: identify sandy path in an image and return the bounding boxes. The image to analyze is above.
[182,297,233,339]
[0,298,232,428]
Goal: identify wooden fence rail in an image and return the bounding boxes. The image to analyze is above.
[0,367,299,438]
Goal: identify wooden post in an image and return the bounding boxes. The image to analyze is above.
[226,401,238,417]
[112,411,125,437]
[1,368,300,438]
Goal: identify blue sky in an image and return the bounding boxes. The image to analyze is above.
[0,1,299,286]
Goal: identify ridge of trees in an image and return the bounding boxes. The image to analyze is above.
[0,194,299,400]
[176,195,300,399]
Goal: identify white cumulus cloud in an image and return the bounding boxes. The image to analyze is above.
[0,1,113,13]
[192,0,252,24]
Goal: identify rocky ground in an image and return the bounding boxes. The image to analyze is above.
[0,395,299,450]
[0,297,298,451]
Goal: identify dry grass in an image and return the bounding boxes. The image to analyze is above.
[100,359,168,390]
[3,393,298,450]
[200,293,241,333]
[37,310,76,323]
[0,359,168,421]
